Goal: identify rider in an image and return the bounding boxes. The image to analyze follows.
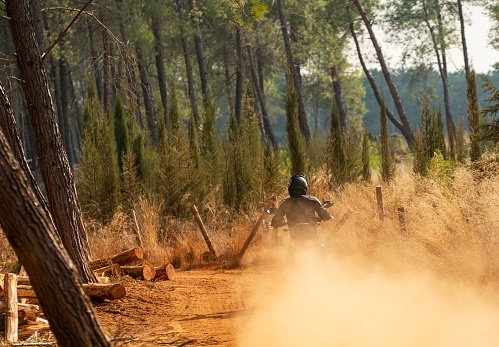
[271,174,333,241]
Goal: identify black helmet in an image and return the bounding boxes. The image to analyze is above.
[288,174,307,196]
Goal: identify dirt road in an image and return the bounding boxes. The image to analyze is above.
[96,264,283,346]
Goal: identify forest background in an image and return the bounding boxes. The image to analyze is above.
[1,0,499,261]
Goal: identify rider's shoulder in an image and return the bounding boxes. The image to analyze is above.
[301,195,321,204]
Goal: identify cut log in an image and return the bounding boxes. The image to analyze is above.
[120,264,155,281]
[5,273,17,342]
[89,247,144,270]
[93,263,121,277]
[0,284,126,300]
[84,284,126,300]
[154,264,175,280]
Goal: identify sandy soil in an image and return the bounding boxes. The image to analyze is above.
[95,264,281,346]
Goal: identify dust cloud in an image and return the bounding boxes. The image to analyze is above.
[237,254,499,347]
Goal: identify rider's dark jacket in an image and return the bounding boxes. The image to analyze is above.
[271,195,333,228]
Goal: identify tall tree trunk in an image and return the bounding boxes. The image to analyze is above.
[152,19,168,122]
[0,92,111,345]
[331,63,347,130]
[276,0,310,141]
[222,45,235,116]
[136,43,158,147]
[235,27,244,125]
[423,0,456,135]
[457,0,470,83]
[88,21,103,104]
[6,0,97,283]
[352,0,415,148]
[102,31,112,109]
[188,0,209,98]
[116,3,142,127]
[247,46,277,149]
[59,58,74,167]
[350,23,411,144]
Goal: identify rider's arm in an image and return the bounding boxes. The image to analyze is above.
[314,201,333,222]
[271,201,287,227]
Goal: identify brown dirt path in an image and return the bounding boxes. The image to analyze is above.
[95,265,282,346]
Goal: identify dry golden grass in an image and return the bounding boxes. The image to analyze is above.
[1,161,498,291]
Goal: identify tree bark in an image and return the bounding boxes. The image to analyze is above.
[188,0,209,98]
[247,46,277,149]
[352,0,415,148]
[154,264,176,280]
[0,117,110,345]
[350,23,412,144]
[176,0,201,126]
[88,21,103,104]
[118,20,143,127]
[152,19,168,122]
[457,0,470,83]
[102,31,112,109]
[6,0,97,284]
[59,58,75,167]
[136,43,159,147]
[276,0,311,141]
[223,45,235,116]
[235,27,244,125]
[331,63,347,130]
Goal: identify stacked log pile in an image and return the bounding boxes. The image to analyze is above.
[90,247,175,281]
[1,247,175,342]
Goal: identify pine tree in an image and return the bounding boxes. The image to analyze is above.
[326,98,347,186]
[448,122,456,162]
[467,68,481,162]
[114,93,129,172]
[201,93,220,190]
[285,70,306,176]
[121,149,142,211]
[380,97,394,181]
[361,128,371,182]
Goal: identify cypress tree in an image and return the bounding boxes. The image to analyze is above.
[200,93,220,194]
[326,98,347,186]
[413,127,427,176]
[361,128,371,182]
[114,93,129,172]
[285,70,306,176]
[434,106,447,158]
[380,97,394,182]
[121,149,142,211]
[448,122,456,161]
[456,117,466,162]
[467,68,481,162]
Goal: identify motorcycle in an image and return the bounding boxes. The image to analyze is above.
[267,201,333,264]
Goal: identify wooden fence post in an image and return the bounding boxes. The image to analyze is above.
[233,199,274,267]
[398,207,408,235]
[5,273,18,343]
[191,205,217,257]
[376,186,384,220]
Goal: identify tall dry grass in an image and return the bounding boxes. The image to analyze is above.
[1,161,498,287]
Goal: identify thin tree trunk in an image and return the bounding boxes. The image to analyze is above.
[118,21,143,127]
[6,0,97,284]
[88,21,103,104]
[59,58,74,167]
[102,31,112,109]
[188,0,209,98]
[222,45,235,116]
[352,0,415,148]
[331,63,347,130]
[152,19,168,122]
[136,43,158,147]
[247,46,277,149]
[0,107,111,345]
[235,27,244,125]
[423,0,456,135]
[350,23,411,144]
[276,0,311,141]
[176,0,200,126]
[457,0,470,83]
